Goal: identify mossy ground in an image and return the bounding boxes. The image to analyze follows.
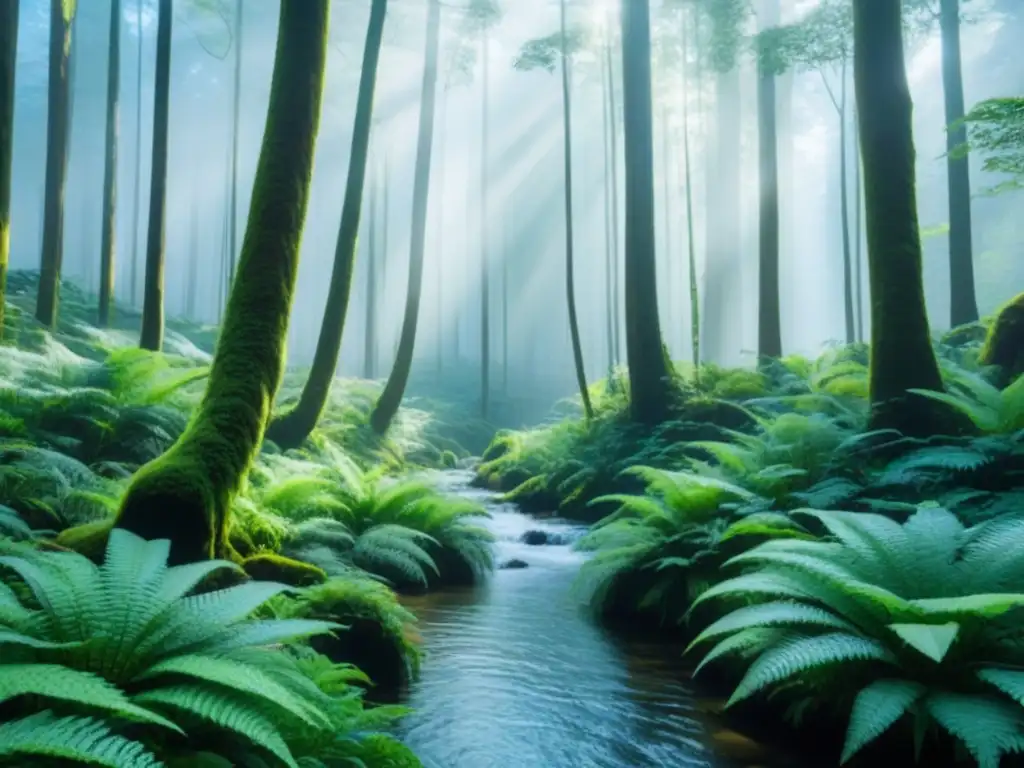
[474,317,1024,766]
[0,270,494,695]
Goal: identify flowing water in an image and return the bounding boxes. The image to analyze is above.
[395,471,798,768]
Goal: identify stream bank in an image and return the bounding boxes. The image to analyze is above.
[393,471,799,768]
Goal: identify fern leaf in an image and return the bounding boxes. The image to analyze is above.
[0,664,182,733]
[977,668,1024,706]
[688,602,856,651]
[0,711,161,767]
[135,684,299,768]
[727,632,896,706]
[841,679,925,763]
[926,692,1024,768]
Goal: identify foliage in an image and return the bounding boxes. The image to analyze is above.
[688,506,1024,766]
[0,527,358,765]
[956,96,1024,194]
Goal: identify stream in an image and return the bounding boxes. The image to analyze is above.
[395,470,798,768]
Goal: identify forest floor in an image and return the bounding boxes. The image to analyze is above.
[4,271,1024,766]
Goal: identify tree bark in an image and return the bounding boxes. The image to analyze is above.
[0,0,18,337]
[36,0,74,329]
[620,0,674,424]
[130,0,142,307]
[370,0,441,434]
[939,0,978,327]
[139,0,172,352]
[99,0,121,327]
[559,0,593,419]
[853,0,946,434]
[266,0,388,450]
[757,65,782,360]
[114,0,330,565]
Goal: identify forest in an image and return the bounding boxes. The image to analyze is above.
[0,0,1023,766]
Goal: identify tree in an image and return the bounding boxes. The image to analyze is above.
[513,5,594,419]
[852,0,946,434]
[940,0,978,326]
[130,0,143,307]
[36,0,76,329]
[98,0,122,327]
[621,0,675,424]
[139,0,172,351]
[363,160,379,379]
[266,0,388,450]
[755,4,783,361]
[113,0,330,565]
[765,0,857,343]
[0,0,17,337]
[370,0,442,434]
[462,0,502,419]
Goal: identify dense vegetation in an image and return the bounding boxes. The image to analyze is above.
[1,0,1022,766]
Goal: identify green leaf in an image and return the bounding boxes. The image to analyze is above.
[910,593,1024,618]
[841,679,926,763]
[888,622,959,662]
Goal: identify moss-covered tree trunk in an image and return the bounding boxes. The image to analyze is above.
[853,0,945,434]
[138,0,171,351]
[114,0,329,565]
[369,0,441,434]
[35,0,75,329]
[0,0,17,337]
[266,0,388,450]
[939,0,978,327]
[620,0,674,424]
[98,0,121,328]
[558,0,592,419]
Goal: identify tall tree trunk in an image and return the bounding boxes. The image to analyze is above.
[139,0,172,352]
[682,6,700,380]
[130,0,142,307]
[604,20,621,367]
[853,0,946,435]
[380,155,389,367]
[0,0,18,337]
[853,107,864,341]
[226,0,243,304]
[601,54,615,373]
[838,62,855,344]
[479,33,490,419]
[756,64,781,360]
[266,0,387,450]
[364,162,378,379]
[559,0,593,419]
[99,0,122,327]
[113,0,329,565]
[36,0,74,328]
[660,105,674,349]
[434,86,449,377]
[939,0,978,327]
[370,0,441,434]
[620,0,674,424]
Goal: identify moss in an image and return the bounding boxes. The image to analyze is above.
[113,1,330,565]
[941,322,988,349]
[241,552,326,588]
[265,0,387,451]
[279,577,420,693]
[55,518,113,563]
[979,292,1024,387]
[439,449,458,468]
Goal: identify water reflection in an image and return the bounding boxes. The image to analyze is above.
[395,472,795,768]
